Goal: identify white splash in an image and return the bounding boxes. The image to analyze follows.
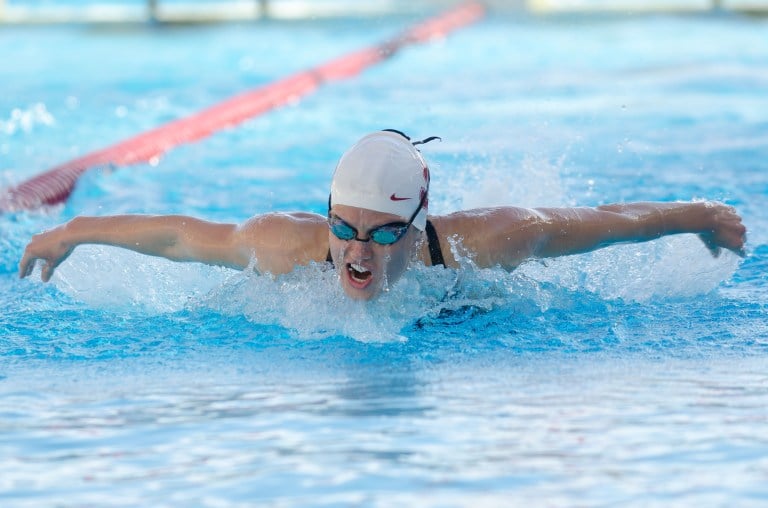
[0,103,55,135]
[50,246,230,313]
[198,262,459,343]
[435,152,569,214]
[47,245,459,342]
[516,234,741,303]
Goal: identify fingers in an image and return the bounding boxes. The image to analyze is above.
[41,262,55,283]
[698,234,722,258]
[19,249,55,282]
[18,254,31,278]
[698,218,747,258]
[726,223,747,257]
[19,257,57,283]
[708,203,747,257]
[18,252,39,279]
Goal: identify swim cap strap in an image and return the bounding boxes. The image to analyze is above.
[381,129,441,148]
[412,136,441,146]
[382,128,411,140]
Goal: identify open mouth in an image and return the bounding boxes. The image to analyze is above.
[347,262,373,287]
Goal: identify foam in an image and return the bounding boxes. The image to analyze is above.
[517,235,741,303]
[197,262,459,343]
[50,246,231,313]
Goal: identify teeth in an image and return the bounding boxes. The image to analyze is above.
[348,263,371,283]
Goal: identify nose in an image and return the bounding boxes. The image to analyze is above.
[345,236,373,258]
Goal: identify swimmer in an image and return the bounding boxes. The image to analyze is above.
[19,129,747,301]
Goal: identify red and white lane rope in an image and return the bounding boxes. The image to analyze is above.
[1,1,485,213]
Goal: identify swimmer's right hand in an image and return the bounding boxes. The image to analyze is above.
[19,226,74,282]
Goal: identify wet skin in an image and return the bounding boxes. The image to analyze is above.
[328,204,421,301]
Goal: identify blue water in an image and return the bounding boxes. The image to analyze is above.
[2,9,768,506]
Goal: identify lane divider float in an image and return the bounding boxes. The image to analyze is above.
[1,1,485,213]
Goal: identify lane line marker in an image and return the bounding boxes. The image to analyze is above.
[1,1,485,213]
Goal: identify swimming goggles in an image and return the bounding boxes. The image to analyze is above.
[328,191,426,245]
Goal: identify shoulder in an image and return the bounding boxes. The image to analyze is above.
[427,207,546,269]
[429,207,542,241]
[236,212,329,274]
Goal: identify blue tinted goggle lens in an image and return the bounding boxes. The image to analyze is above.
[370,227,403,245]
[329,218,407,245]
[330,221,356,240]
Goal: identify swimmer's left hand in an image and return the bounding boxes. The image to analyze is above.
[696,202,747,258]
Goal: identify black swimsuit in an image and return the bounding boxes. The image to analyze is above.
[424,220,446,267]
[326,219,445,267]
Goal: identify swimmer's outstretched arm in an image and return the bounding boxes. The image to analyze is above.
[19,212,329,282]
[579,201,746,258]
[444,201,746,270]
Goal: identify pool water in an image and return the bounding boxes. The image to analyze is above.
[2,9,768,506]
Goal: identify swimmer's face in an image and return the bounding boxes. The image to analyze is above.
[328,204,420,301]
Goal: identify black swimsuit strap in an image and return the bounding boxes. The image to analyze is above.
[425,220,445,267]
[325,219,445,268]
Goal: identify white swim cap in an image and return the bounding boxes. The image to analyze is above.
[330,130,430,230]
